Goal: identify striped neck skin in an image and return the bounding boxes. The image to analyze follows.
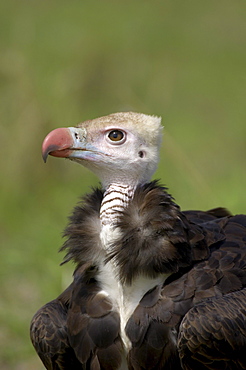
[100,183,135,226]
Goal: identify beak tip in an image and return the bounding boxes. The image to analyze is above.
[42,152,48,163]
[42,144,52,163]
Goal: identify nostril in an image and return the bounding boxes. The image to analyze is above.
[74,132,79,139]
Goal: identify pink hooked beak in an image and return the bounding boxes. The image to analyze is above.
[42,128,74,163]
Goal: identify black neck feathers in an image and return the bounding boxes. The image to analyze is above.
[61,181,209,284]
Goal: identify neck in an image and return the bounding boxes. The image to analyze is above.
[100,182,135,226]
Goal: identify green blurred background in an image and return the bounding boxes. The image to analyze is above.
[0,0,245,368]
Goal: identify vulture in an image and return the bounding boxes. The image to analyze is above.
[30,112,246,370]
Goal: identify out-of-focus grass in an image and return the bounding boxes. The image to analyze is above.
[0,1,245,368]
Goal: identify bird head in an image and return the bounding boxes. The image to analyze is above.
[42,112,163,189]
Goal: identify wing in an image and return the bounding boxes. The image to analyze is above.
[178,288,246,370]
[30,284,82,369]
[30,263,124,370]
[66,264,124,369]
[126,284,183,370]
[183,207,232,224]
[126,213,246,369]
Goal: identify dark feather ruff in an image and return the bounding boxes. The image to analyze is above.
[61,181,210,284]
[106,181,209,284]
[60,187,103,265]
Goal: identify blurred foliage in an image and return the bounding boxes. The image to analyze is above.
[0,0,245,368]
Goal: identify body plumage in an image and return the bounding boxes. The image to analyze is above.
[31,112,246,369]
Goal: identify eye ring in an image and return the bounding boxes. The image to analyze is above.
[107,130,125,144]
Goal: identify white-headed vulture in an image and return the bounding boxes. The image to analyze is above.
[30,112,246,369]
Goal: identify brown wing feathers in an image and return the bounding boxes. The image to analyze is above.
[66,264,123,368]
[30,284,82,369]
[178,288,246,369]
[30,182,246,369]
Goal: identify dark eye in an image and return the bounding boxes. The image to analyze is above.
[108,130,124,142]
